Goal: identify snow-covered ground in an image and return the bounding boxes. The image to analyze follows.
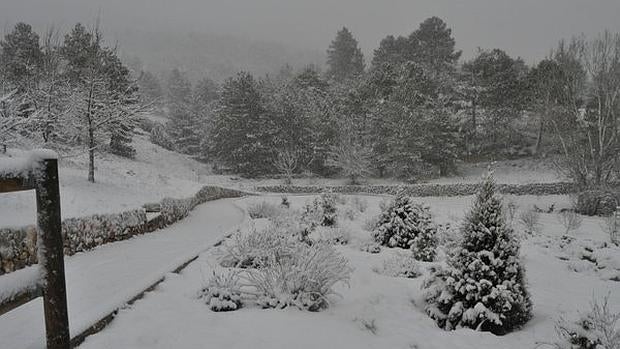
[77,194,620,349]
[0,133,214,227]
[0,198,246,349]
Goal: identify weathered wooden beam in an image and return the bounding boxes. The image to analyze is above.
[0,287,42,317]
[0,176,35,193]
[35,159,70,349]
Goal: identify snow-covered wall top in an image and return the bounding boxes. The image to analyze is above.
[0,149,58,178]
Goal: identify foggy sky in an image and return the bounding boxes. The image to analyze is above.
[1,0,620,63]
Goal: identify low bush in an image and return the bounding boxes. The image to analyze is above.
[199,271,243,312]
[219,224,297,268]
[248,242,352,311]
[372,196,438,261]
[557,210,584,235]
[313,226,351,245]
[555,295,620,349]
[247,201,282,219]
[574,189,620,216]
[373,252,421,279]
[359,240,381,254]
[519,209,541,235]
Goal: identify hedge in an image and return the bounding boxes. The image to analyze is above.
[254,182,577,197]
[0,186,247,275]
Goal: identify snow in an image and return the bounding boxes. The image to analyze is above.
[0,198,246,349]
[0,265,43,305]
[0,149,57,178]
[75,195,620,349]
[0,134,213,227]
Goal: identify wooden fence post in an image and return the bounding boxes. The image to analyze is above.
[35,158,70,349]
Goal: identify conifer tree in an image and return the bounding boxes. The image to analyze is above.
[423,175,532,334]
[164,68,202,155]
[0,22,43,89]
[409,17,461,75]
[326,27,365,81]
[208,72,274,176]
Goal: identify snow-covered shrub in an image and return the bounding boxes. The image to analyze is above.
[300,193,338,229]
[247,201,282,219]
[436,222,460,251]
[149,124,175,151]
[248,242,352,311]
[574,190,619,216]
[601,215,619,246]
[199,271,243,312]
[519,208,541,234]
[159,197,195,226]
[320,192,338,226]
[422,176,532,335]
[313,225,351,245]
[219,224,297,268]
[555,295,620,349]
[372,196,438,261]
[373,252,421,279]
[359,240,382,254]
[280,196,290,208]
[557,210,584,235]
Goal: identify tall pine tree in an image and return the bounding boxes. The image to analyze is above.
[165,68,202,155]
[326,27,365,81]
[0,22,43,89]
[208,72,274,176]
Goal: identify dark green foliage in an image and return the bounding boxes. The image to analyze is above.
[208,72,274,176]
[0,22,42,87]
[164,69,203,156]
[326,27,365,81]
[423,175,532,334]
[409,17,461,74]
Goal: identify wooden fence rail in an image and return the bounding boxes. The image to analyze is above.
[0,155,70,349]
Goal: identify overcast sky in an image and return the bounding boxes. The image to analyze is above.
[2,0,620,62]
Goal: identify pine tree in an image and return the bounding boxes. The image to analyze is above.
[423,175,532,334]
[164,68,202,155]
[194,77,219,106]
[409,17,461,75]
[371,35,409,69]
[326,27,365,81]
[0,22,43,89]
[208,72,274,176]
[166,68,192,107]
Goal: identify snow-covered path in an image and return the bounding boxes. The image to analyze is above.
[0,198,246,349]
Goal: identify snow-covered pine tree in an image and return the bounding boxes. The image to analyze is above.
[423,174,532,334]
[372,195,437,261]
[207,71,274,176]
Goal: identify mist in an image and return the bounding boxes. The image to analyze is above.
[2,0,619,73]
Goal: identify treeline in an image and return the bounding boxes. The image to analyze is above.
[3,18,619,188]
[194,17,618,187]
[0,23,146,182]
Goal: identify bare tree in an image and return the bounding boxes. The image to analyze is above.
[273,149,299,185]
[556,210,583,235]
[551,32,620,188]
[327,139,372,185]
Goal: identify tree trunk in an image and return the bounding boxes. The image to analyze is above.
[87,82,95,183]
[534,116,544,155]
